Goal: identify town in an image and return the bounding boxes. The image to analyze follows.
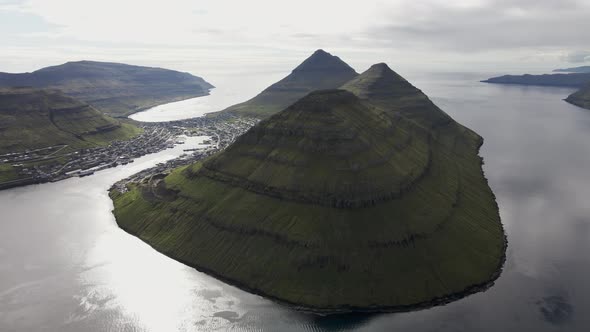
[0,113,258,190]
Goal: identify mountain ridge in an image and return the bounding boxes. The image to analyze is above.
[0,61,214,117]
[553,66,590,73]
[343,62,453,130]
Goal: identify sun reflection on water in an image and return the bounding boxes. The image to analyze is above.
[81,224,245,331]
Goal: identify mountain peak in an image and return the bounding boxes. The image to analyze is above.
[206,87,429,208]
[364,62,406,80]
[342,62,453,128]
[222,50,358,118]
[293,50,357,75]
[342,62,414,99]
[312,49,329,56]
[369,62,390,70]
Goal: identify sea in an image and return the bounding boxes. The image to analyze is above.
[1,68,589,331]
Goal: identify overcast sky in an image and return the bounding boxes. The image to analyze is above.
[1,0,589,76]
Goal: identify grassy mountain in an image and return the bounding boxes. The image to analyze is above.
[0,87,140,154]
[482,72,590,87]
[0,61,214,117]
[566,84,590,110]
[111,64,505,311]
[342,63,453,129]
[554,66,590,73]
[219,49,358,118]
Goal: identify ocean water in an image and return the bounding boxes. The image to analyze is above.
[1,71,589,331]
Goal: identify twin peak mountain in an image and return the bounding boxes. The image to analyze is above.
[111,50,505,312]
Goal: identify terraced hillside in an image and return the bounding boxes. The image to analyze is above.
[112,64,505,311]
[565,84,590,110]
[220,49,358,118]
[0,88,140,154]
[0,61,214,117]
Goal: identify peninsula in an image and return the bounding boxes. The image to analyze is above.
[483,71,590,111]
[111,53,506,312]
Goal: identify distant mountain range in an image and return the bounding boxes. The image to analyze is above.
[111,50,505,312]
[0,61,214,117]
[553,66,590,73]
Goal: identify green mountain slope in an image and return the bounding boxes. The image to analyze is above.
[0,87,140,154]
[0,61,214,117]
[219,49,358,118]
[342,63,453,129]
[566,84,590,110]
[111,63,505,311]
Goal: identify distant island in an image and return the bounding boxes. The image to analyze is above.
[0,61,214,117]
[483,69,590,111]
[553,66,590,73]
[111,50,506,313]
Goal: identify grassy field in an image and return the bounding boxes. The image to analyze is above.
[566,85,590,110]
[111,65,505,311]
[219,50,358,119]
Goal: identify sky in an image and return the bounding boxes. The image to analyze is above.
[1,0,589,80]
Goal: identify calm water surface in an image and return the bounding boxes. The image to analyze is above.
[129,71,285,122]
[1,73,590,331]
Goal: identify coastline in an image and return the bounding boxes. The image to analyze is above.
[564,96,590,111]
[114,215,507,315]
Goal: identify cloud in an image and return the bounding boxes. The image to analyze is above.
[563,51,590,63]
[366,0,590,52]
[1,0,589,72]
